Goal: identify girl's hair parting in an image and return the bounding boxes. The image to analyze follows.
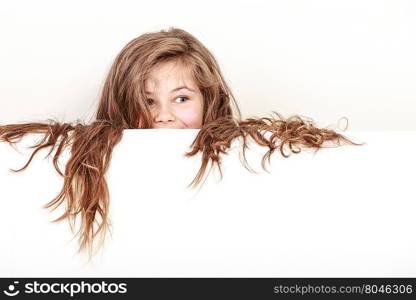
[0,27,365,260]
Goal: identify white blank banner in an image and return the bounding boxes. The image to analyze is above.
[0,130,415,277]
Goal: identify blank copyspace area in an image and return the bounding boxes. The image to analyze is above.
[0,130,415,277]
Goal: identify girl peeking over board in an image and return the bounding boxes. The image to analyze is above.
[0,27,364,260]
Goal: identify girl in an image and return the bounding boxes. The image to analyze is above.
[0,27,363,259]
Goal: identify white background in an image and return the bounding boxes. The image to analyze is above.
[0,0,415,277]
[0,0,415,130]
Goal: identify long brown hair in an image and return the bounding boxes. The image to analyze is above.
[0,27,364,260]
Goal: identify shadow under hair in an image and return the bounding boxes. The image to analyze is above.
[185,112,363,188]
[0,119,124,260]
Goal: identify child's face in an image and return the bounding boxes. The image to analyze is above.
[143,60,204,129]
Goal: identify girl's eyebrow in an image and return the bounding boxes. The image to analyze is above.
[145,86,196,94]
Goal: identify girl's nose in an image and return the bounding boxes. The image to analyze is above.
[154,105,175,123]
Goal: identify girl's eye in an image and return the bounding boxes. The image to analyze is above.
[175,97,189,103]
[146,99,154,105]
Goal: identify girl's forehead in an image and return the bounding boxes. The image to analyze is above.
[144,60,197,91]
